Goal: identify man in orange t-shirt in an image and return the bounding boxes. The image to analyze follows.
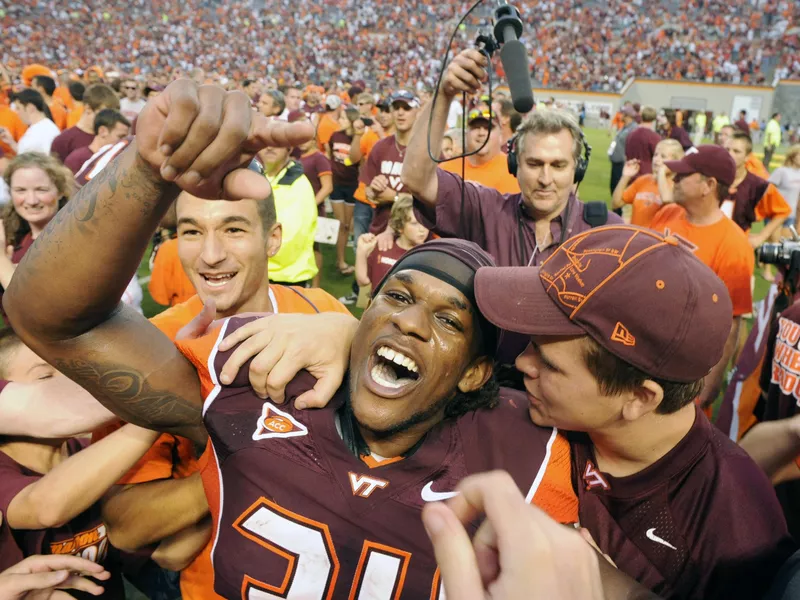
[0,107,26,157]
[612,139,684,227]
[442,109,520,195]
[31,75,67,130]
[148,237,197,307]
[650,146,754,410]
[99,184,351,600]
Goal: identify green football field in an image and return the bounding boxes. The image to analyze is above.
[137,127,787,320]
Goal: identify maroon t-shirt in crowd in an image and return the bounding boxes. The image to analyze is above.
[0,439,127,598]
[414,170,622,362]
[328,130,359,186]
[625,126,662,175]
[366,243,408,289]
[728,170,771,230]
[198,317,565,600]
[51,126,94,163]
[735,119,751,133]
[359,135,408,234]
[669,125,694,150]
[64,146,94,175]
[299,151,332,217]
[760,300,800,539]
[571,406,794,599]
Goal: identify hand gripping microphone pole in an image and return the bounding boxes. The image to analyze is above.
[492,2,534,113]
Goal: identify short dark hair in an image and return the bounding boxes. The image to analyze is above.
[732,131,753,154]
[14,89,49,117]
[583,337,703,415]
[68,81,85,102]
[0,328,24,380]
[83,84,120,111]
[243,79,255,88]
[255,190,277,234]
[641,106,657,123]
[32,75,56,97]
[93,109,130,135]
[265,90,285,114]
[714,180,730,206]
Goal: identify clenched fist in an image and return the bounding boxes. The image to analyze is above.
[135,79,314,199]
[442,49,489,99]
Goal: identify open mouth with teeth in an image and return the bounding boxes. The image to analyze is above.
[201,273,237,288]
[370,345,421,391]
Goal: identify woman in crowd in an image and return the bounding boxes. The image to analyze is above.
[0,152,143,312]
[327,105,360,275]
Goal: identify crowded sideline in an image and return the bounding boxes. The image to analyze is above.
[1,17,800,600]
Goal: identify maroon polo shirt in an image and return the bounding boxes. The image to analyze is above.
[571,406,794,599]
[625,126,662,175]
[735,119,750,133]
[414,170,622,362]
[51,126,94,163]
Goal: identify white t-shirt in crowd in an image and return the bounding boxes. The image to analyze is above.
[120,98,147,121]
[17,118,61,155]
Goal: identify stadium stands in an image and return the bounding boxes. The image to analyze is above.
[1,0,797,92]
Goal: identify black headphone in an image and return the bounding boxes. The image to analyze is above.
[506,129,592,185]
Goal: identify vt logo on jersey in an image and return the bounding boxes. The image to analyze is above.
[348,472,389,498]
[252,402,308,441]
[583,461,611,491]
[380,160,404,190]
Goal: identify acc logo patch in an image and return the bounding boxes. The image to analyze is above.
[252,402,308,441]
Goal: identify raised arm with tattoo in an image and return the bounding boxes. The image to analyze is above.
[3,80,314,446]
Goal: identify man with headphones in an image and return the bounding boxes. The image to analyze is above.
[401,48,622,363]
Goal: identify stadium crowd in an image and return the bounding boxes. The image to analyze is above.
[3,2,800,599]
[1,0,799,92]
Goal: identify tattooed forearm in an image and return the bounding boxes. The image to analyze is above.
[54,357,207,446]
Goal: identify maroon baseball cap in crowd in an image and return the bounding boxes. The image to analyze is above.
[475,226,733,382]
[664,145,736,187]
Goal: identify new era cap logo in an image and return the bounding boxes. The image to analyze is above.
[611,322,636,347]
[252,402,308,440]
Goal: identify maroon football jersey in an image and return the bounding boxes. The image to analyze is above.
[359,135,408,234]
[74,138,132,188]
[179,317,577,600]
[571,406,794,599]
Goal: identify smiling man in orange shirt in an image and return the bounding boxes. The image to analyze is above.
[97,162,350,600]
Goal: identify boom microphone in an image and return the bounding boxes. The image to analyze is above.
[493,2,534,113]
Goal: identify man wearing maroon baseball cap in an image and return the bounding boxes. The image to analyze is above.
[474,225,793,599]
[649,145,754,410]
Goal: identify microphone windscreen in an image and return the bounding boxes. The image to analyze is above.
[500,40,534,114]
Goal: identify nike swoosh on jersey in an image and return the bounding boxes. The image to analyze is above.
[421,481,459,502]
[646,528,677,550]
